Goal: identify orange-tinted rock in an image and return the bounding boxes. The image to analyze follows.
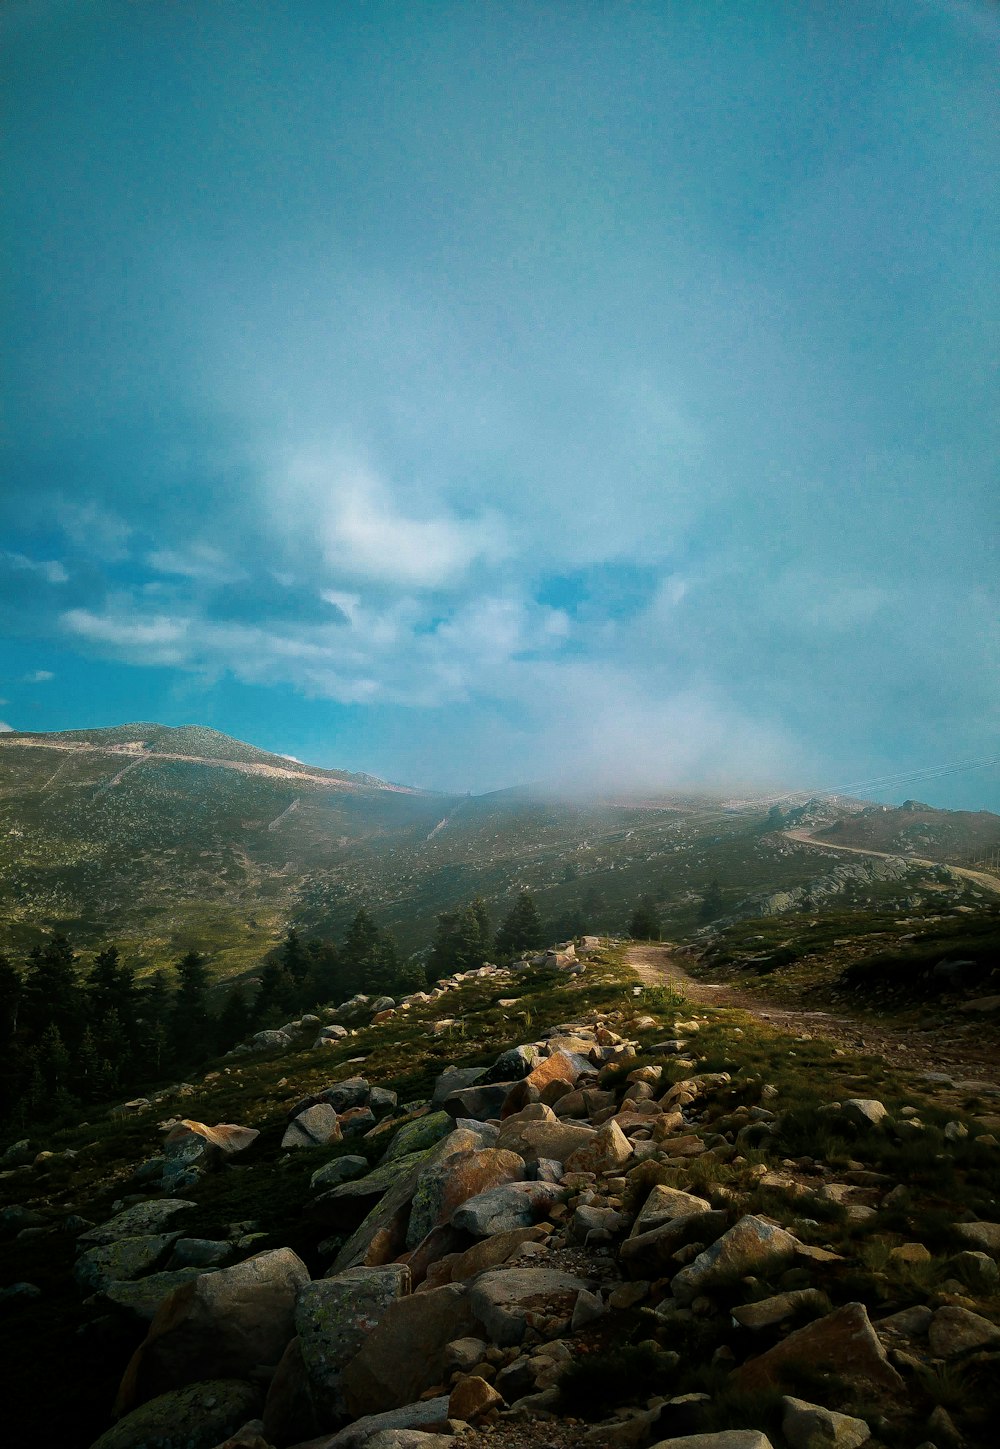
[341,1283,476,1416]
[448,1374,503,1421]
[732,1301,905,1398]
[406,1147,526,1248]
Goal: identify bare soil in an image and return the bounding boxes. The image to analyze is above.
[626,943,1000,1089]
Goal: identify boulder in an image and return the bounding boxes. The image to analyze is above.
[74,1234,179,1293]
[484,1045,539,1083]
[319,1398,451,1448]
[296,1263,411,1418]
[442,1082,518,1121]
[840,1099,889,1131]
[496,1117,597,1166]
[928,1305,1000,1357]
[649,1437,773,1449]
[247,1029,293,1052]
[167,1238,232,1270]
[311,1155,370,1191]
[782,1396,871,1449]
[432,1066,487,1105]
[116,1247,310,1412]
[953,1220,1000,1256]
[406,1147,526,1249]
[341,1283,476,1416]
[468,1267,592,1346]
[451,1181,564,1237]
[78,1200,195,1248]
[671,1216,800,1305]
[731,1302,904,1398]
[331,1130,486,1273]
[426,1226,550,1287]
[448,1374,503,1421]
[732,1291,829,1331]
[103,1268,206,1320]
[564,1120,632,1175]
[263,1336,323,1446]
[631,1185,712,1236]
[282,1103,342,1150]
[91,1379,260,1449]
[382,1112,454,1162]
[621,1211,729,1279]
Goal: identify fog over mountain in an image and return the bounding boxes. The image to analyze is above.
[1,2,997,808]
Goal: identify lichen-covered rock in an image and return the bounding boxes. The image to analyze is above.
[115,1247,310,1412]
[166,1238,232,1270]
[91,1379,260,1449]
[484,1045,539,1083]
[102,1267,207,1320]
[406,1146,526,1248]
[432,1066,487,1105]
[296,1263,411,1418]
[310,1154,370,1191]
[495,1118,596,1166]
[671,1216,800,1305]
[78,1200,195,1248]
[74,1234,179,1293]
[247,1029,292,1052]
[341,1283,476,1416]
[382,1112,453,1162]
[564,1119,632,1174]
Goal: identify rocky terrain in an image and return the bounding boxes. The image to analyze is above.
[2,941,999,1449]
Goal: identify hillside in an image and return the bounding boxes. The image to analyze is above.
[810,802,1000,867]
[2,942,999,1449]
[1,726,997,980]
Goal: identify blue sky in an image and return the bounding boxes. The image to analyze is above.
[1,0,997,807]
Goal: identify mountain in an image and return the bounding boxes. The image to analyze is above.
[1,725,997,976]
[809,800,1000,865]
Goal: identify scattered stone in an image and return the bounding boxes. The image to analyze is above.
[75,1234,180,1293]
[406,1146,526,1248]
[648,1434,774,1449]
[840,1100,889,1132]
[341,1283,476,1415]
[320,1396,451,1448]
[953,1220,1000,1257]
[565,1119,633,1175]
[246,1029,293,1052]
[383,1112,453,1162]
[103,1268,207,1320]
[732,1290,829,1331]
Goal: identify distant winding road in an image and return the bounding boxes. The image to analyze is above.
[781,827,1000,899]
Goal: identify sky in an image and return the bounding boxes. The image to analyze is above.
[1,0,997,808]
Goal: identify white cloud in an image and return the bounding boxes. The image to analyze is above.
[147,543,246,582]
[278,453,506,589]
[0,721,14,733]
[56,500,132,561]
[24,669,54,683]
[2,551,68,584]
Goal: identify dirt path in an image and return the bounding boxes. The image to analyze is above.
[625,943,1000,1087]
[782,827,1000,898]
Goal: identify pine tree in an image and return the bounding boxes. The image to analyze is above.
[303,938,343,1007]
[216,983,251,1051]
[22,935,83,1044]
[0,954,22,1045]
[470,898,491,950]
[628,897,661,940]
[280,928,310,988]
[138,971,171,1076]
[254,958,294,1022]
[172,950,210,1061]
[340,907,381,996]
[698,878,725,922]
[495,892,543,957]
[87,946,138,1044]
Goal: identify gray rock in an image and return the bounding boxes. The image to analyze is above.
[78,1200,195,1248]
[732,1290,829,1330]
[953,1220,1000,1256]
[672,1216,800,1305]
[444,1335,489,1371]
[165,1238,230,1270]
[91,1379,260,1449]
[442,1082,518,1120]
[432,1066,487,1106]
[469,1267,592,1346]
[631,1185,713,1236]
[296,1263,411,1418]
[451,1180,564,1237]
[322,1397,451,1448]
[282,1102,342,1149]
[369,1086,398,1113]
[928,1304,1000,1356]
[75,1234,180,1293]
[342,1284,476,1415]
[951,1249,1000,1293]
[621,1210,729,1278]
[0,1281,41,1303]
[484,1045,539,1083]
[650,1438,773,1449]
[782,1396,870,1449]
[116,1247,309,1411]
[103,1267,207,1320]
[840,1099,889,1131]
[311,1154,370,1190]
[247,1028,293,1052]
